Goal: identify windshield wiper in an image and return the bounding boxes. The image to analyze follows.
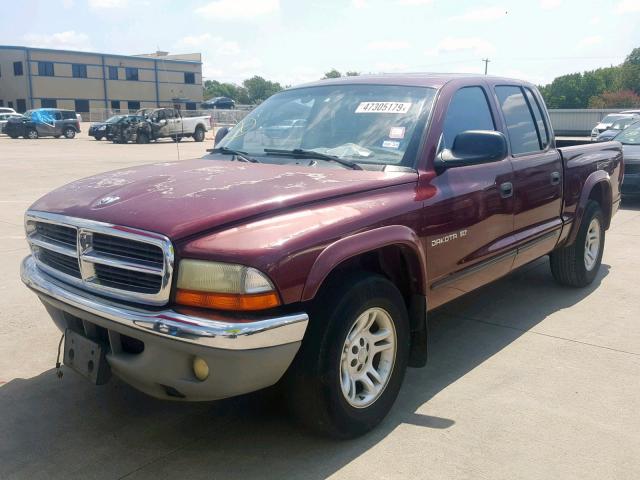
[263,148,362,170]
[207,146,260,163]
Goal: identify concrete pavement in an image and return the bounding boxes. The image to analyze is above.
[1,129,639,479]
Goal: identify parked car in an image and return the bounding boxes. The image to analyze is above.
[595,117,639,142]
[88,115,126,140]
[0,107,17,115]
[3,108,81,139]
[591,113,639,140]
[201,96,235,110]
[620,109,640,115]
[614,122,640,197]
[0,112,22,134]
[20,74,622,438]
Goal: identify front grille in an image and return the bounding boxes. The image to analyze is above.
[38,248,81,278]
[94,264,162,294]
[35,222,77,248]
[92,233,164,266]
[26,213,174,305]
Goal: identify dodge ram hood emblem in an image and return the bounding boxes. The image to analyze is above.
[95,195,121,207]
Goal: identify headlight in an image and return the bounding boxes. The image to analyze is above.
[99,126,106,130]
[176,259,280,311]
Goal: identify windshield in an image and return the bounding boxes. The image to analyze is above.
[610,118,637,130]
[601,114,628,124]
[615,124,640,145]
[216,84,437,167]
[105,115,123,123]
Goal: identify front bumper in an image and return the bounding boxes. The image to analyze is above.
[21,255,308,400]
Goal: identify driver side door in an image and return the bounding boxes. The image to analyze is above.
[424,85,515,308]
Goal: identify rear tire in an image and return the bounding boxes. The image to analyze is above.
[9,134,18,139]
[550,200,604,287]
[63,128,76,139]
[93,135,103,141]
[285,271,409,438]
[193,126,205,142]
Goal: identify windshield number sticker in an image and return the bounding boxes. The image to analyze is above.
[356,102,412,114]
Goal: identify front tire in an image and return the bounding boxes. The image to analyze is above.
[93,135,103,141]
[550,200,604,287]
[26,129,38,139]
[285,272,409,438]
[136,132,149,144]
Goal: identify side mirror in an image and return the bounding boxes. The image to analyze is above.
[435,130,508,172]
[214,126,230,145]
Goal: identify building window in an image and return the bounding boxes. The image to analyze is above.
[184,72,195,84]
[13,61,23,76]
[0,100,4,107]
[16,99,26,113]
[125,67,138,81]
[74,99,90,113]
[38,62,55,77]
[72,64,88,78]
[127,101,140,110]
[41,99,57,108]
[8,101,14,108]
[186,102,196,110]
[110,100,120,110]
[108,66,118,80]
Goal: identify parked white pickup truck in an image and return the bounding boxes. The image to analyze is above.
[136,108,211,142]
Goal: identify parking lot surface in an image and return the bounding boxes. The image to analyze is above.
[1,128,639,479]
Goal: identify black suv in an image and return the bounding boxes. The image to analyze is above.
[201,97,235,109]
[4,109,81,139]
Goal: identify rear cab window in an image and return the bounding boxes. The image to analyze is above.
[495,85,548,155]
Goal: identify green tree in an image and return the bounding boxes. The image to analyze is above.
[626,47,640,66]
[323,69,342,79]
[242,76,283,104]
[345,71,360,76]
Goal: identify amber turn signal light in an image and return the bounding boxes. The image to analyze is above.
[176,289,281,311]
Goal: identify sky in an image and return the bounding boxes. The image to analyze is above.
[2,0,640,87]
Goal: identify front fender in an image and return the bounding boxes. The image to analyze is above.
[565,170,611,246]
[301,225,427,302]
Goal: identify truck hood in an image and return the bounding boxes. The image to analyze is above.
[30,158,417,240]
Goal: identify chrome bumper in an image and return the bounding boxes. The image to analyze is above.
[21,255,308,351]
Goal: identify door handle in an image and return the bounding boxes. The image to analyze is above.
[499,182,513,198]
[550,171,561,185]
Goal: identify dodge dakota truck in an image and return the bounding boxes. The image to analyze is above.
[21,74,623,438]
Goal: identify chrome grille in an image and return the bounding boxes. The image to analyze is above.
[25,211,174,306]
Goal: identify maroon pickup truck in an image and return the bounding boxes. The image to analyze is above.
[21,74,622,438]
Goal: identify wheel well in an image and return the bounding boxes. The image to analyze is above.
[319,245,424,312]
[316,245,428,367]
[588,182,612,229]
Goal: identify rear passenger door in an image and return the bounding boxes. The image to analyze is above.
[494,85,563,269]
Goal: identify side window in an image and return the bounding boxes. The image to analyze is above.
[442,86,495,150]
[524,88,549,149]
[495,86,540,155]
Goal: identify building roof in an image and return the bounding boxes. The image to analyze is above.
[0,45,202,65]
